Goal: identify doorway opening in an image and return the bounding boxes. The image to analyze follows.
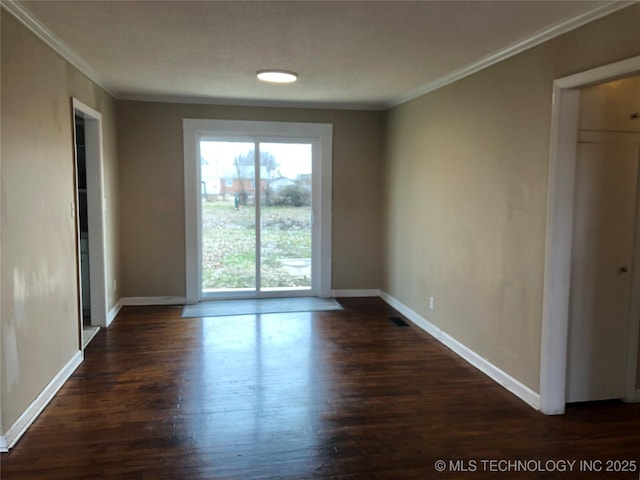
[183,119,333,303]
[72,98,108,348]
[540,56,640,414]
[74,114,95,342]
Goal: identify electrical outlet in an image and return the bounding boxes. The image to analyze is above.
[429,297,434,310]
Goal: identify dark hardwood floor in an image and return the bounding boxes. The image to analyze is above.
[2,297,639,479]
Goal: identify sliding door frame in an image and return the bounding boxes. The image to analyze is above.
[183,119,333,303]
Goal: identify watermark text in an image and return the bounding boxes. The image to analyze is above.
[434,458,637,474]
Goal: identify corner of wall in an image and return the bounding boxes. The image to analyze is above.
[106,299,123,327]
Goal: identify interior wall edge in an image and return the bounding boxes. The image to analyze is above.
[107,300,123,327]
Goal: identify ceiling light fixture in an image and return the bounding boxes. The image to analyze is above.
[257,70,298,83]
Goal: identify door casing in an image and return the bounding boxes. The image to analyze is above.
[540,55,640,414]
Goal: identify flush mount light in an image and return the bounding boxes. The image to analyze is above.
[256,70,298,83]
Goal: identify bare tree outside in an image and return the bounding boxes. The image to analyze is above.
[200,141,312,293]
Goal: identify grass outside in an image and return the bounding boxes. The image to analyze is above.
[202,199,311,290]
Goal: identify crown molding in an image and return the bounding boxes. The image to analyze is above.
[2,0,634,111]
[1,0,116,97]
[386,1,636,109]
[117,93,386,111]
[1,0,383,111]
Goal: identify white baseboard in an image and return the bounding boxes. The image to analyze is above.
[331,289,381,298]
[120,296,186,306]
[106,299,122,327]
[1,350,83,451]
[380,291,541,411]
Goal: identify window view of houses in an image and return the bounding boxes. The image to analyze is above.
[200,141,313,292]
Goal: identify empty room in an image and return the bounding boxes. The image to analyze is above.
[1,1,640,478]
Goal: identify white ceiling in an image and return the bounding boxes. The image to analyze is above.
[8,0,629,109]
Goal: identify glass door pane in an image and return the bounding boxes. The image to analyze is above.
[259,143,312,291]
[200,141,256,293]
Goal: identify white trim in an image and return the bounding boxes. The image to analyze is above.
[199,288,314,301]
[331,289,381,298]
[106,300,122,326]
[1,1,114,96]
[380,291,541,410]
[73,98,109,329]
[555,56,640,89]
[386,2,634,108]
[539,86,581,415]
[119,93,384,112]
[540,55,640,415]
[120,296,186,306]
[2,351,83,451]
[183,119,333,302]
[0,436,7,453]
[3,0,630,112]
[7,0,377,111]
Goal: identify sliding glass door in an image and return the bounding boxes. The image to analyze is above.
[199,139,314,298]
[183,119,332,303]
[259,143,312,292]
[200,141,257,292]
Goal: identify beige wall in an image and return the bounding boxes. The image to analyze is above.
[383,5,640,392]
[117,101,384,297]
[1,13,120,430]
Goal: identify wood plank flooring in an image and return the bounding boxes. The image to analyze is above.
[2,297,639,479]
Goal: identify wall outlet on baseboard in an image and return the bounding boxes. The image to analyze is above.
[429,296,434,310]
